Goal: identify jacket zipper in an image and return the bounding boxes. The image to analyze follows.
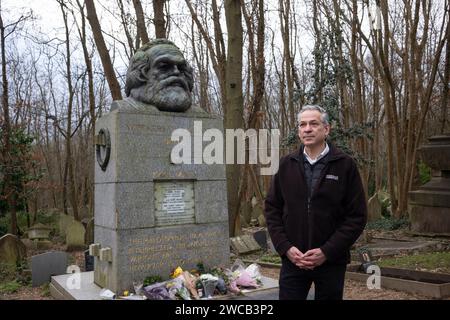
[293,153,341,251]
[307,162,331,250]
[291,150,343,252]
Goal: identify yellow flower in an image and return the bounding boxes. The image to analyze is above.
[171,266,183,278]
[123,290,129,296]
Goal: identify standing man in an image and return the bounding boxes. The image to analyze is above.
[264,105,367,300]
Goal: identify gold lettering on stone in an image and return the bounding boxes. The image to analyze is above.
[125,124,167,134]
[127,229,225,273]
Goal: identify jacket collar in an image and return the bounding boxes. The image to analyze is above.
[289,142,346,163]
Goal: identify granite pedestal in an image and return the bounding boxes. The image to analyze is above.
[93,100,230,293]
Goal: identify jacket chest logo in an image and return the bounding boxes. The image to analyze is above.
[325,174,339,181]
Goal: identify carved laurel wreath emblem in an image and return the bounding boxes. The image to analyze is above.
[95,128,111,171]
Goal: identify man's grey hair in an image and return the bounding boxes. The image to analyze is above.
[297,104,330,125]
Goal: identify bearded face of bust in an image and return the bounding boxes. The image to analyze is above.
[125,41,194,112]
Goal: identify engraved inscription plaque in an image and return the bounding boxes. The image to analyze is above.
[154,181,195,226]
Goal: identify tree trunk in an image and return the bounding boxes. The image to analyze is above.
[60,1,79,221]
[279,0,295,129]
[133,0,150,44]
[0,7,16,235]
[185,0,227,109]
[312,0,323,103]
[190,18,211,112]
[225,0,243,237]
[441,14,450,133]
[85,0,122,100]
[153,0,166,38]
[117,0,136,56]
[350,0,368,194]
[76,0,96,218]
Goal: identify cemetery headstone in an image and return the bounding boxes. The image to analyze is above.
[253,230,268,251]
[31,251,68,287]
[59,214,74,238]
[84,218,94,245]
[66,220,86,251]
[230,235,261,254]
[0,234,27,268]
[84,249,94,272]
[367,193,382,221]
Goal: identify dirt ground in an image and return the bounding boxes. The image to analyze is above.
[0,245,86,301]
[0,286,53,300]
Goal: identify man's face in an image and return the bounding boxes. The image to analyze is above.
[297,110,330,148]
[141,45,192,112]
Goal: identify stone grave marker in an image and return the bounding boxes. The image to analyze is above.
[230,237,249,254]
[230,235,261,254]
[253,230,268,251]
[367,193,382,221]
[32,251,68,287]
[59,214,74,238]
[240,234,261,252]
[0,234,27,268]
[66,220,86,251]
[84,249,94,272]
[84,218,94,245]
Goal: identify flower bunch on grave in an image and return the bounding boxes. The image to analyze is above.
[170,266,183,278]
[140,260,262,300]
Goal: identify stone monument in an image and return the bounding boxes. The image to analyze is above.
[92,39,229,293]
[408,135,450,234]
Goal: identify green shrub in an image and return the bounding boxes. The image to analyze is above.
[367,216,409,231]
[377,191,392,218]
[40,283,51,297]
[0,280,21,294]
[0,263,17,282]
[0,223,7,237]
[35,210,59,226]
[418,161,431,184]
[0,210,60,238]
[259,253,281,264]
[0,211,30,237]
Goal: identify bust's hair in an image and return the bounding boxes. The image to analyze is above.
[125,39,184,96]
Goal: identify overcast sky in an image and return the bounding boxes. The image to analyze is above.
[2,0,315,52]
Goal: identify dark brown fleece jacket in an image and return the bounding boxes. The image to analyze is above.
[264,144,367,265]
